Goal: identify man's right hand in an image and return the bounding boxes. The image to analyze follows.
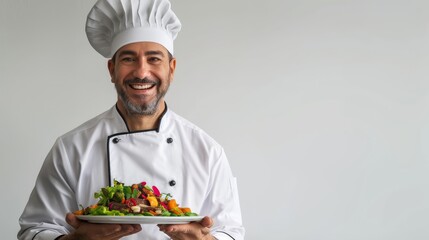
[59,213,142,240]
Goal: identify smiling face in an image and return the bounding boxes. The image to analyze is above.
[108,42,176,116]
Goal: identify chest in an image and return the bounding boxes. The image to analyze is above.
[76,129,211,212]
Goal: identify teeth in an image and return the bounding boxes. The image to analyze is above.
[130,84,153,90]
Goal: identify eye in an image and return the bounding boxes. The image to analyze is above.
[120,57,136,64]
[148,57,162,63]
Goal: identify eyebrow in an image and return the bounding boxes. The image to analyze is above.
[117,50,165,58]
[145,50,165,57]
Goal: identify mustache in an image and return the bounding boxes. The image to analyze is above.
[124,77,158,85]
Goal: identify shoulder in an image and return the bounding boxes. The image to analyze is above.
[164,110,226,159]
[58,106,126,143]
[167,110,220,144]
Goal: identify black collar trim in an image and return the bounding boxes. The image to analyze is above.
[115,102,168,133]
[107,103,169,186]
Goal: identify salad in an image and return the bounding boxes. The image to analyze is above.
[74,180,198,217]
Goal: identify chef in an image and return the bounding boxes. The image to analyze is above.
[17,0,245,239]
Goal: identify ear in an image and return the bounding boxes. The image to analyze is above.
[108,59,115,83]
[169,58,177,83]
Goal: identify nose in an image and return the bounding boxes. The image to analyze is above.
[133,59,150,79]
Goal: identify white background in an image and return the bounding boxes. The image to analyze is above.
[1,0,429,239]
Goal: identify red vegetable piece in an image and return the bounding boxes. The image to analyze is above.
[160,202,169,210]
[152,186,161,197]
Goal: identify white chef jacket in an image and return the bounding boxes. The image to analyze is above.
[18,105,244,240]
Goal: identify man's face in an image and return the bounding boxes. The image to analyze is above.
[108,42,176,115]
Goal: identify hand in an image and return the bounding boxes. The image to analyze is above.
[158,216,215,240]
[59,213,142,240]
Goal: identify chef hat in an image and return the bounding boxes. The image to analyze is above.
[85,0,181,58]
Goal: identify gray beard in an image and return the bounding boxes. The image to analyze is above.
[115,83,168,116]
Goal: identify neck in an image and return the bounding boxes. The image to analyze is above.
[117,101,166,132]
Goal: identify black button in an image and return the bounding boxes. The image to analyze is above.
[112,137,120,144]
[169,180,176,186]
[166,138,173,144]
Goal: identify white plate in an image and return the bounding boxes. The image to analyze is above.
[76,215,204,224]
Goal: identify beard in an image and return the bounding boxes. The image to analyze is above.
[115,77,169,116]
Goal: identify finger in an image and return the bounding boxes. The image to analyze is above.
[200,216,214,228]
[98,224,123,236]
[201,227,211,235]
[106,224,141,239]
[162,217,213,233]
[130,224,142,234]
[158,224,167,232]
[200,217,214,235]
[65,213,81,229]
[158,224,177,233]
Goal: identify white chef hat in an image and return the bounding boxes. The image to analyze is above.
[85,0,181,58]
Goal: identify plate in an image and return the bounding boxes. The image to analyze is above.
[76,215,204,224]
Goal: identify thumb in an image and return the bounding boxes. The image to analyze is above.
[200,216,214,228]
[199,216,214,235]
[65,213,82,229]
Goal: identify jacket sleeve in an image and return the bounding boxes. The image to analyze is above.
[202,148,245,240]
[18,137,78,240]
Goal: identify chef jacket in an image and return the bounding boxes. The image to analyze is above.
[18,105,244,240]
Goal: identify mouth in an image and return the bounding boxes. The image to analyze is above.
[129,83,156,90]
[125,77,158,91]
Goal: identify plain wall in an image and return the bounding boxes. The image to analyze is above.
[2,0,429,239]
